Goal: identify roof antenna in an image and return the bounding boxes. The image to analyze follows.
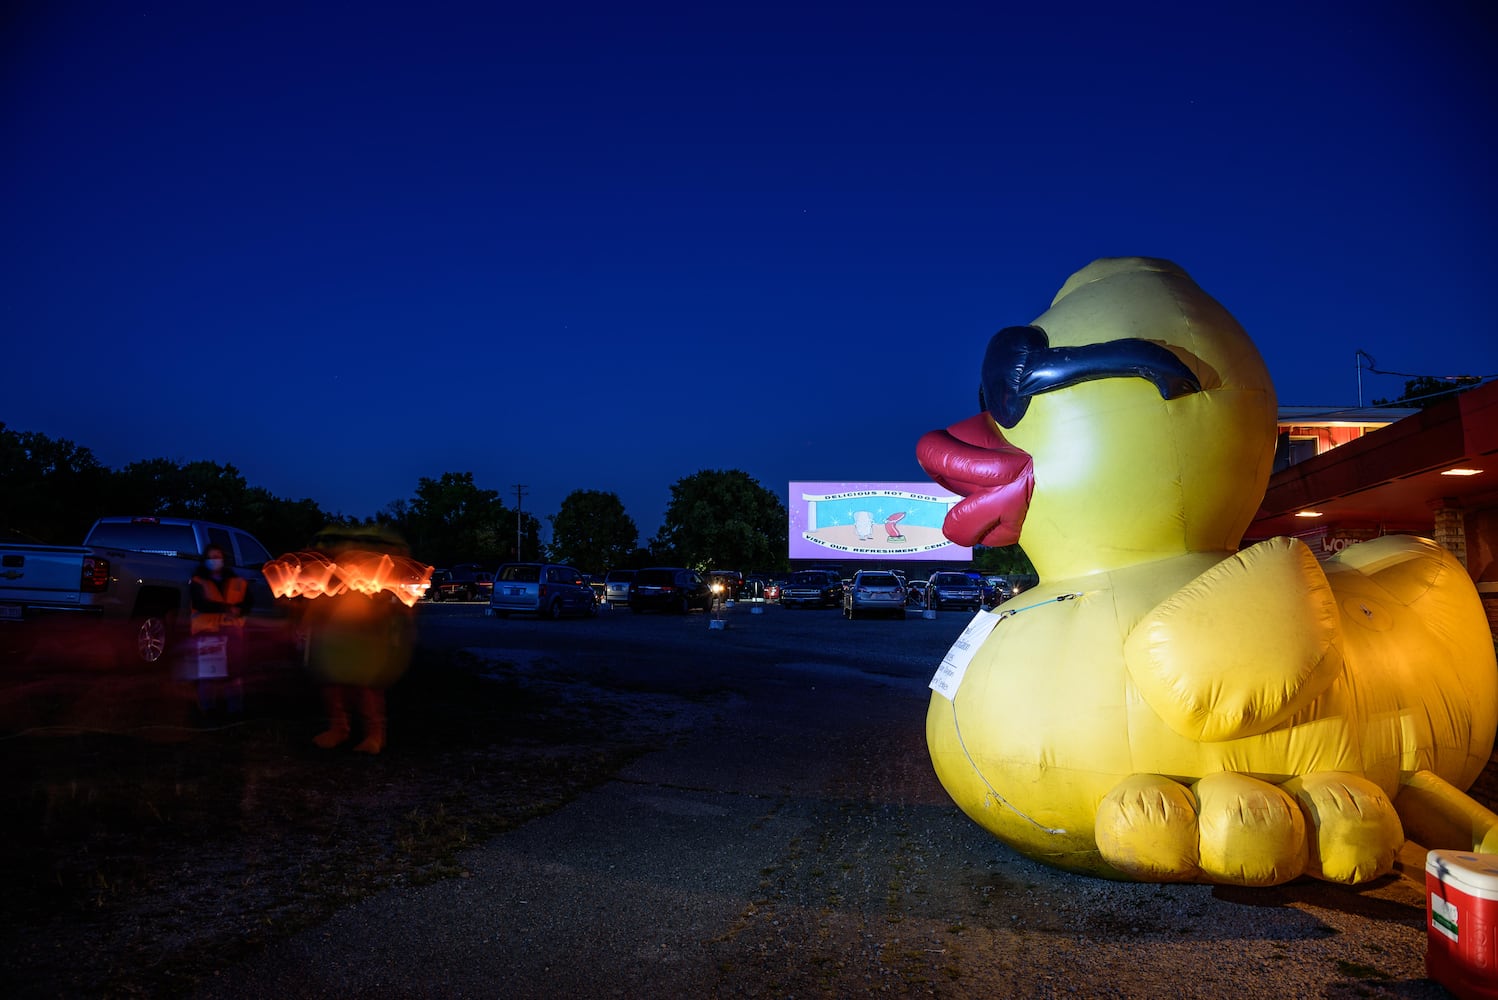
[1355,350,1376,407]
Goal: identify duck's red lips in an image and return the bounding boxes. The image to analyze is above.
[915,413,1034,548]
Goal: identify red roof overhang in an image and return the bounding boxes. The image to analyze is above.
[1245,379,1498,542]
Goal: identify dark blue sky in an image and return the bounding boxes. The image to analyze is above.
[6,2,1495,541]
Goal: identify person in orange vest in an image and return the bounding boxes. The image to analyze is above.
[189,545,250,715]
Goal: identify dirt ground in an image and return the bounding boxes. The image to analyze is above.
[0,646,667,999]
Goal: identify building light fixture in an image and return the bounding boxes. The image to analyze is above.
[1295,510,1324,518]
[1440,468,1483,477]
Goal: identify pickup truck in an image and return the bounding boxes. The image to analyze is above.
[0,515,285,665]
[424,563,493,602]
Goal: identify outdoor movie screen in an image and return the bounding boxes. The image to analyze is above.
[787,481,972,562]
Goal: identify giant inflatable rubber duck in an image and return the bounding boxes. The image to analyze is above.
[916,257,1498,885]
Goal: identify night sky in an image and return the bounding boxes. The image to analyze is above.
[6,2,1495,541]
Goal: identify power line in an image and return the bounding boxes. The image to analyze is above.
[1356,350,1495,383]
[1355,350,1494,407]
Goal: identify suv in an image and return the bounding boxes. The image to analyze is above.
[488,563,597,619]
[781,570,842,609]
[926,571,984,611]
[628,567,713,614]
[843,570,906,620]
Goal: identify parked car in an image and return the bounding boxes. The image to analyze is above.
[986,574,1038,604]
[0,514,285,666]
[965,570,998,608]
[628,567,713,614]
[707,569,744,601]
[927,571,984,611]
[843,570,906,620]
[467,567,495,602]
[424,568,453,601]
[603,569,636,607]
[781,570,842,609]
[983,575,1020,605]
[428,563,492,602]
[488,563,597,619]
[905,579,928,607]
[581,574,606,604]
[740,575,768,602]
[763,580,782,603]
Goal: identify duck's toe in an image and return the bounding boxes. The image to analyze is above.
[1283,772,1402,883]
[1195,772,1308,886]
[1096,774,1202,881]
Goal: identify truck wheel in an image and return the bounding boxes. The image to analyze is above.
[130,613,172,665]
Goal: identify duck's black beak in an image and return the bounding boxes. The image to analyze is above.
[979,325,1202,429]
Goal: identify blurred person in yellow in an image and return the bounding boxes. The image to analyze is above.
[265,524,430,755]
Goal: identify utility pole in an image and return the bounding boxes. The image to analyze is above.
[513,484,528,561]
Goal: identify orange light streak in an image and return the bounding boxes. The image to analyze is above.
[264,550,434,607]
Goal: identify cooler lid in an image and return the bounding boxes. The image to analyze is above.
[1426,849,1498,895]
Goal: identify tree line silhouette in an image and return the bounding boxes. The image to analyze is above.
[1,423,1036,578]
[0,424,793,575]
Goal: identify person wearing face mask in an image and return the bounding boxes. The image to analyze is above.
[189,545,251,715]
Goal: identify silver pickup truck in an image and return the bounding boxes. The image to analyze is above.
[0,515,283,664]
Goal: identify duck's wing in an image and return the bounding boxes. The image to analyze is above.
[1123,537,1343,742]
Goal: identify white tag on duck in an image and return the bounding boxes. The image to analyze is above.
[929,608,1001,699]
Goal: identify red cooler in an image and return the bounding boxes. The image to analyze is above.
[1426,849,1498,999]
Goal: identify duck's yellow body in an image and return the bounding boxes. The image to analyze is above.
[918,258,1498,885]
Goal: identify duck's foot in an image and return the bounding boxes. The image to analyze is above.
[1097,771,1402,885]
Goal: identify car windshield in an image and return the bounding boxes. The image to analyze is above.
[498,565,541,583]
[788,572,826,584]
[859,574,899,587]
[605,571,634,582]
[931,574,970,586]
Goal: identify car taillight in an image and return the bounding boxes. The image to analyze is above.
[539,584,548,598]
[81,556,109,593]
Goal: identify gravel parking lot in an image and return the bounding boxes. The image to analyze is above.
[3,599,1486,997]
